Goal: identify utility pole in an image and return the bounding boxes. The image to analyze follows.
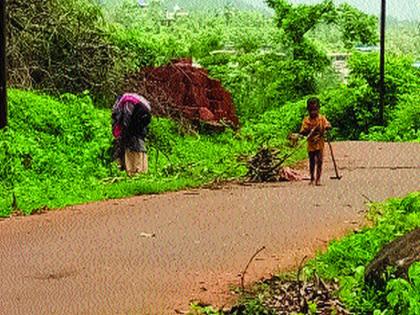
[0,0,7,129]
[379,0,386,125]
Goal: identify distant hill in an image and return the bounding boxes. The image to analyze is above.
[101,0,420,21]
[162,0,270,12]
[100,0,271,13]
[289,0,419,21]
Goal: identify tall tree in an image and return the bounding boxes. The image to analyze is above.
[265,0,378,94]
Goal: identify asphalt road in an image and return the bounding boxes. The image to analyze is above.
[0,142,419,314]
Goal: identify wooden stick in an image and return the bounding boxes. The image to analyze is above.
[327,138,342,179]
[240,246,266,291]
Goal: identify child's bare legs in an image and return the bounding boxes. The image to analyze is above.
[308,151,316,185]
[315,150,323,186]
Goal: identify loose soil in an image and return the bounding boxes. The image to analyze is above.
[124,58,239,128]
[0,142,419,315]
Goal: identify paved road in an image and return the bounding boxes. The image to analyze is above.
[0,142,419,315]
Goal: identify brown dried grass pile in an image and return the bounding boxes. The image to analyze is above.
[260,275,350,315]
[246,147,283,182]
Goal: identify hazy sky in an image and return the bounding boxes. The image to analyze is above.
[287,0,419,21]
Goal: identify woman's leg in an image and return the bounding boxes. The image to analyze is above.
[125,150,148,176]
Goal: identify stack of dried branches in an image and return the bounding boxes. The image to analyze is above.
[246,146,306,182]
[261,275,350,314]
[246,147,283,182]
[245,145,306,183]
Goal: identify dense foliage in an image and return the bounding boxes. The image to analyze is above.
[102,0,271,13]
[0,90,112,214]
[322,53,420,140]
[6,0,121,103]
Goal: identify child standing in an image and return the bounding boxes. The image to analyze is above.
[300,97,331,186]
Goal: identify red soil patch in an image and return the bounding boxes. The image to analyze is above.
[124,58,239,128]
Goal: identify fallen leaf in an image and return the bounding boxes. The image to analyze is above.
[140,232,156,238]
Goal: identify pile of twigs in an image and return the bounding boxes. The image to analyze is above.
[246,147,285,182]
[261,275,350,314]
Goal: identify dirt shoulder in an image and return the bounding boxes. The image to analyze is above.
[0,142,419,315]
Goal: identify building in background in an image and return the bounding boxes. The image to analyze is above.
[328,52,351,83]
[138,0,148,7]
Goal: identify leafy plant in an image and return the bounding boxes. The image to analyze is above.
[322,53,420,140]
[386,263,420,315]
[337,3,378,49]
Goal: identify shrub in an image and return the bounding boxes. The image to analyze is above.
[322,53,420,139]
[0,90,113,215]
[6,0,120,103]
[386,263,420,315]
[362,93,420,142]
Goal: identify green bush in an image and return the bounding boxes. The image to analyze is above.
[109,27,178,70]
[386,263,420,315]
[322,53,420,140]
[0,90,113,215]
[241,98,307,145]
[203,51,336,121]
[361,93,420,142]
[7,0,120,103]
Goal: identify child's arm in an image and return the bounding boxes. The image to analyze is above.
[301,126,317,139]
[300,118,311,136]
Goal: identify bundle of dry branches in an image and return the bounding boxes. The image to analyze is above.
[261,275,350,314]
[245,146,305,183]
[246,147,283,182]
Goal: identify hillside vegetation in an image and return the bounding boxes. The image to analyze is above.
[3,0,419,212]
[2,0,419,312]
[102,0,271,12]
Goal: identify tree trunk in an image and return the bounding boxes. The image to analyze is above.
[364,228,420,287]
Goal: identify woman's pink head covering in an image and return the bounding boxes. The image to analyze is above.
[115,93,151,112]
